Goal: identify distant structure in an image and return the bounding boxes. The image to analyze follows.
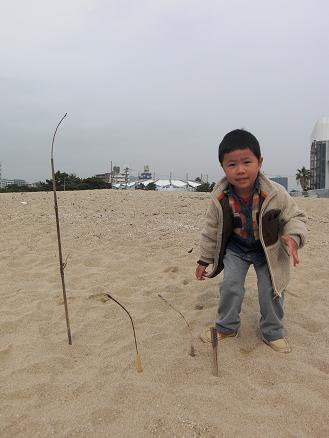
[96,163,201,191]
[270,176,288,190]
[310,116,329,189]
[112,167,129,186]
[95,165,130,187]
[1,179,27,189]
[0,162,27,188]
[95,173,111,183]
[0,161,3,188]
[113,178,201,191]
[140,165,152,180]
[1,178,27,188]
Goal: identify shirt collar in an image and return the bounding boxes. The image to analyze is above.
[225,174,261,197]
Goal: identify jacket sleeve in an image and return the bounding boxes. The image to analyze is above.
[198,199,220,264]
[279,190,307,248]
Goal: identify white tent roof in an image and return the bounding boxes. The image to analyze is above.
[113,179,201,189]
[141,179,155,186]
[187,181,200,188]
[311,116,329,141]
[155,179,186,188]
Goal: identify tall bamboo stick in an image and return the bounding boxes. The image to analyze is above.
[51,113,72,345]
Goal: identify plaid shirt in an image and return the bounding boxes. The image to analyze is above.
[225,175,265,260]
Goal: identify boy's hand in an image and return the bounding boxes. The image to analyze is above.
[195,264,208,280]
[281,235,299,266]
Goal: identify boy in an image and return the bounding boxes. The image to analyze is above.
[196,129,307,353]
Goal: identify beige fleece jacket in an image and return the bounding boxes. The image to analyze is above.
[199,172,307,296]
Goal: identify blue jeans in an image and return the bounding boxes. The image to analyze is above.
[216,249,284,341]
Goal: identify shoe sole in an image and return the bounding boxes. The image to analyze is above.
[263,338,291,353]
[200,329,238,343]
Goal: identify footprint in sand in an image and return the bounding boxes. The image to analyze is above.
[298,319,324,334]
[0,344,13,361]
[82,256,104,268]
[164,266,179,273]
[311,358,329,375]
[90,407,122,426]
[239,344,258,355]
[56,296,77,305]
[88,293,109,303]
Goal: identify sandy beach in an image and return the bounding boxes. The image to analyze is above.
[0,189,328,437]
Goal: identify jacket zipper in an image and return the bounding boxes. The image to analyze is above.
[259,192,281,297]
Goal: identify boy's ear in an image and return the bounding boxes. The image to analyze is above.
[259,157,263,167]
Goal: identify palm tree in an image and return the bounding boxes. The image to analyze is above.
[296,167,311,191]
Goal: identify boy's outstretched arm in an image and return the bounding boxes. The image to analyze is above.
[197,199,220,278]
[281,235,299,266]
[278,188,307,267]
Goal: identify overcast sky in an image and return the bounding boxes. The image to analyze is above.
[1,0,328,186]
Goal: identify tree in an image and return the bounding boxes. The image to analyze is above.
[296,167,311,191]
[0,171,112,192]
[196,182,215,192]
[79,177,111,190]
[145,182,157,191]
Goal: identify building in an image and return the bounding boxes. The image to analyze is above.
[0,162,27,188]
[140,165,152,180]
[95,173,111,183]
[112,167,129,186]
[270,176,288,190]
[310,117,329,190]
[0,178,27,188]
[95,166,129,186]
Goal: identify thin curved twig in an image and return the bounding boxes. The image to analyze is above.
[106,293,143,372]
[51,113,67,159]
[158,294,196,357]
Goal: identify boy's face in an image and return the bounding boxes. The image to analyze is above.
[221,148,263,195]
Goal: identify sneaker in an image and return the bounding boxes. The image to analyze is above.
[263,337,291,353]
[200,327,238,343]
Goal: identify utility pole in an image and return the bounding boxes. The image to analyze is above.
[110,160,113,185]
[124,166,129,189]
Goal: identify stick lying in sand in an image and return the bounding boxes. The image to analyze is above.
[51,113,72,345]
[106,293,143,373]
[158,294,196,357]
[210,327,218,377]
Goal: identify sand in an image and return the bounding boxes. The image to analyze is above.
[0,189,328,437]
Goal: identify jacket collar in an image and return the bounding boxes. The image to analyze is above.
[211,171,276,203]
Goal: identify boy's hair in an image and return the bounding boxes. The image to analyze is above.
[218,129,261,164]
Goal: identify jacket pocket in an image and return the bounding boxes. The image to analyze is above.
[262,209,281,246]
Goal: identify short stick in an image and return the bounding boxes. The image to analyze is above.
[210,327,218,377]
